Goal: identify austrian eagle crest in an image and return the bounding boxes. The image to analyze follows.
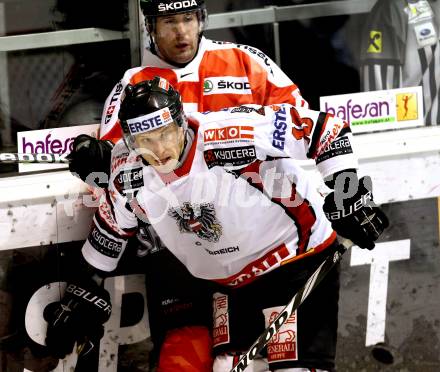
[168,202,223,242]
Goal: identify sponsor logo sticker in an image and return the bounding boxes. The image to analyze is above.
[367,30,382,53]
[17,123,99,172]
[320,86,424,133]
[203,80,214,93]
[205,246,239,256]
[126,107,173,135]
[396,92,419,121]
[203,126,254,144]
[104,81,124,124]
[203,76,251,96]
[263,307,298,363]
[408,1,434,24]
[213,293,230,347]
[204,145,256,169]
[272,105,287,150]
[215,245,290,287]
[316,136,353,164]
[114,167,144,193]
[414,21,437,47]
[236,44,274,75]
[158,0,197,12]
[89,227,123,258]
[230,106,257,114]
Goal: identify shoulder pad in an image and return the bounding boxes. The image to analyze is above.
[110,141,144,195]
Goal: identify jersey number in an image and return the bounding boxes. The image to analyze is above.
[290,107,313,141]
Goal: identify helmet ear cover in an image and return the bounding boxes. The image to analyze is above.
[119,76,186,151]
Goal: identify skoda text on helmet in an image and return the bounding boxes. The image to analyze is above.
[140,0,207,52]
[140,0,206,18]
[119,76,186,152]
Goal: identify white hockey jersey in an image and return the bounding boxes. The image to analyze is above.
[82,104,357,287]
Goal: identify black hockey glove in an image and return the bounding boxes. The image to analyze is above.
[67,134,113,188]
[323,176,389,250]
[44,280,112,359]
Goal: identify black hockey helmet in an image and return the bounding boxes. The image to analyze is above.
[119,76,186,150]
[140,0,207,35]
[140,0,205,17]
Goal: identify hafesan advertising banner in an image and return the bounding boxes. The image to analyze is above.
[17,124,100,172]
[319,86,424,133]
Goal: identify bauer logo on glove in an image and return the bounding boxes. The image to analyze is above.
[325,189,373,221]
[323,175,389,250]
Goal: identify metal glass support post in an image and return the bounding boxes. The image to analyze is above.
[0,3,12,148]
[273,21,281,67]
[127,0,141,67]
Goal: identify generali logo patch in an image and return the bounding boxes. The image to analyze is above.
[203,126,254,143]
[263,307,298,363]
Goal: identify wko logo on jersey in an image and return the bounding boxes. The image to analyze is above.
[320,86,424,133]
[204,126,254,143]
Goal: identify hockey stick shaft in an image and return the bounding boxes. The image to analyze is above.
[230,238,353,372]
[0,152,70,164]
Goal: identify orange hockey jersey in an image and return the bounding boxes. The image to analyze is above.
[100,37,308,142]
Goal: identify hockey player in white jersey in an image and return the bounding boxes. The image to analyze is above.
[45,77,388,371]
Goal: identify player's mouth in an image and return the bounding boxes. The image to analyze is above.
[157,156,172,165]
[176,42,190,51]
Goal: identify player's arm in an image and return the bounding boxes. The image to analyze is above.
[45,158,139,358]
[67,134,114,188]
[255,103,356,172]
[257,104,389,249]
[287,105,389,249]
[322,171,389,250]
[44,253,112,359]
[67,68,144,187]
[238,44,309,108]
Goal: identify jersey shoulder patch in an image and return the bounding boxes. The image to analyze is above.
[110,141,144,194]
[197,113,257,170]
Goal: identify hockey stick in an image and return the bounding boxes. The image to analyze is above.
[230,237,353,372]
[0,152,70,164]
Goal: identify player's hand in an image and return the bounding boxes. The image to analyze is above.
[323,176,389,249]
[44,281,112,359]
[67,134,113,188]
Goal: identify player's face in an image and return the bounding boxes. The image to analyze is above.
[154,12,199,65]
[134,122,185,173]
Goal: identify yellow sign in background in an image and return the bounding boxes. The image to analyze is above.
[367,31,382,53]
[396,93,419,121]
